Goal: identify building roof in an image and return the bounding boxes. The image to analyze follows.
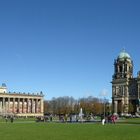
[117,49,131,61]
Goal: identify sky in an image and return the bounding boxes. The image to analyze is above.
[0,0,140,100]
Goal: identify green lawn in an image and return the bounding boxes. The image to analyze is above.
[118,118,140,125]
[0,120,139,140]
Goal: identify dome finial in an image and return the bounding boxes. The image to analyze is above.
[117,48,131,60]
[122,47,126,52]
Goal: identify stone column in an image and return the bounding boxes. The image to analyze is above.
[13,98,15,113]
[40,98,44,113]
[117,65,119,72]
[121,99,124,115]
[27,98,30,113]
[2,97,5,113]
[8,98,10,113]
[127,65,129,73]
[114,100,118,114]
[126,85,129,96]
[22,98,25,113]
[31,99,34,113]
[122,86,124,96]
[0,100,2,113]
[124,98,129,114]
[17,98,20,113]
[124,85,129,114]
[33,99,35,113]
[122,64,124,73]
[35,99,38,113]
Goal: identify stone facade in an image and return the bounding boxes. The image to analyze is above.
[0,84,44,117]
[112,50,140,115]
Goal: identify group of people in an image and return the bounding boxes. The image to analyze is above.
[37,113,118,124]
[101,114,117,125]
[5,116,14,123]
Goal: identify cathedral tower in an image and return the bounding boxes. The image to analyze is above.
[113,49,133,80]
[112,49,133,115]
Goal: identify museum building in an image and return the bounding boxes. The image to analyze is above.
[0,84,44,117]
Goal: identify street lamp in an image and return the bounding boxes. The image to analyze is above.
[100,89,108,119]
[103,97,106,119]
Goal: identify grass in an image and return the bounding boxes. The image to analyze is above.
[0,119,139,140]
[118,118,140,125]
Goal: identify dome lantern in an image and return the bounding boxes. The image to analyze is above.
[117,49,131,61]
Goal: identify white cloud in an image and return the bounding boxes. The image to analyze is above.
[99,89,108,97]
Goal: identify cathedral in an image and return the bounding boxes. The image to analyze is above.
[112,50,140,115]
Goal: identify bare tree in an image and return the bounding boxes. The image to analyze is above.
[44,96,111,116]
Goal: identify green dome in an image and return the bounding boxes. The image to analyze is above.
[118,50,131,60]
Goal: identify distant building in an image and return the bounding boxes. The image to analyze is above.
[0,84,44,117]
[112,50,140,115]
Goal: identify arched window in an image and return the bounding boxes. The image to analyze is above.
[119,66,122,72]
[125,64,127,72]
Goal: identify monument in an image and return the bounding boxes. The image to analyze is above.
[79,108,83,122]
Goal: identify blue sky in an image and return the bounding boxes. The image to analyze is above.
[0,0,140,100]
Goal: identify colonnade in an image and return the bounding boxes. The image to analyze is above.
[0,96,44,116]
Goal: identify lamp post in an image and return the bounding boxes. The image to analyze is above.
[100,89,108,119]
[103,97,106,119]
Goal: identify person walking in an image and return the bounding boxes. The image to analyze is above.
[10,116,14,123]
[102,118,105,125]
